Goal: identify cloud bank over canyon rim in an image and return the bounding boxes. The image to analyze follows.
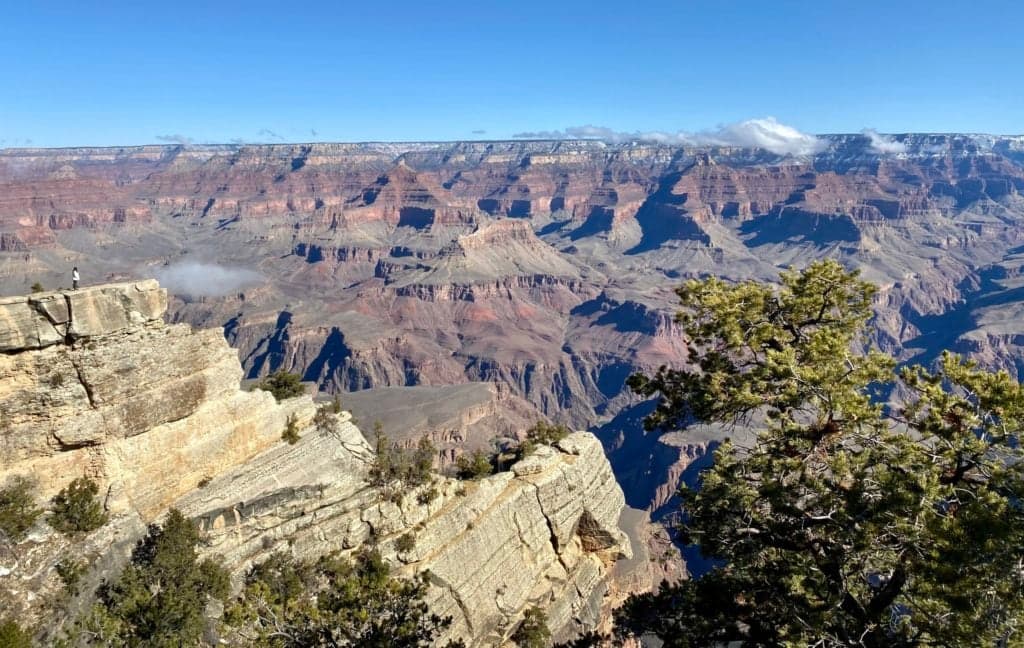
[861,128,908,154]
[123,120,923,156]
[512,117,825,156]
[513,118,911,157]
[151,261,263,297]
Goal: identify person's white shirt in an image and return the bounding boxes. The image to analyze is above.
[72,269,80,281]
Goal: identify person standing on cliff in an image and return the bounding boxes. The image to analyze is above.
[72,267,79,290]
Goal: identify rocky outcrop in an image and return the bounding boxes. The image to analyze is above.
[175,425,631,646]
[0,281,308,517]
[0,280,165,351]
[0,281,630,645]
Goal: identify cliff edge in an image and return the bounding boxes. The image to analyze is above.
[0,280,310,517]
[0,280,630,646]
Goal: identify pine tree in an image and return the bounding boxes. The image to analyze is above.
[223,550,464,647]
[81,509,230,646]
[620,260,1024,646]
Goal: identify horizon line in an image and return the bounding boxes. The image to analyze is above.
[2,132,1023,153]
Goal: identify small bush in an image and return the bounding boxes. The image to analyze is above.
[255,370,306,401]
[526,421,570,447]
[0,476,42,542]
[224,549,455,646]
[56,557,87,595]
[410,436,436,484]
[511,606,551,648]
[313,403,334,434]
[395,532,416,553]
[85,509,230,646]
[368,425,437,501]
[30,282,44,293]
[50,477,107,535]
[282,413,300,444]
[512,421,572,462]
[455,449,494,480]
[416,486,439,506]
[0,619,32,648]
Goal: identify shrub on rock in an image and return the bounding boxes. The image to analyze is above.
[81,509,230,646]
[255,370,306,401]
[0,476,42,542]
[511,606,551,648]
[50,477,108,536]
[0,619,32,648]
[455,450,494,480]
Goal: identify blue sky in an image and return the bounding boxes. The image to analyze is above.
[1,0,1021,147]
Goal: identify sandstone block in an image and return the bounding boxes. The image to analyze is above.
[511,444,559,476]
[0,297,63,351]
[28,293,70,327]
[66,280,167,339]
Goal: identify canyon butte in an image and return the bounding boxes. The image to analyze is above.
[2,133,1024,642]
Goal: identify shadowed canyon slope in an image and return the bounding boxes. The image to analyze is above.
[3,134,1024,518]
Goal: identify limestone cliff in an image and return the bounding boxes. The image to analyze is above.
[176,420,630,645]
[0,281,630,645]
[0,280,311,518]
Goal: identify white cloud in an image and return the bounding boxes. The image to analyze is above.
[688,118,826,155]
[153,261,262,297]
[514,117,826,156]
[862,128,907,154]
[565,125,622,140]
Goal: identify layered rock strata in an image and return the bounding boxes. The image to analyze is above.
[5,134,1024,619]
[0,281,310,517]
[5,135,1024,434]
[0,281,630,645]
[176,423,631,645]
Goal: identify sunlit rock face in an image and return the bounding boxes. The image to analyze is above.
[175,429,631,646]
[0,280,631,645]
[0,280,310,516]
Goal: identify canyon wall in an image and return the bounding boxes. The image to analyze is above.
[4,136,1022,431]
[4,135,1024,591]
[0,281,631,646]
